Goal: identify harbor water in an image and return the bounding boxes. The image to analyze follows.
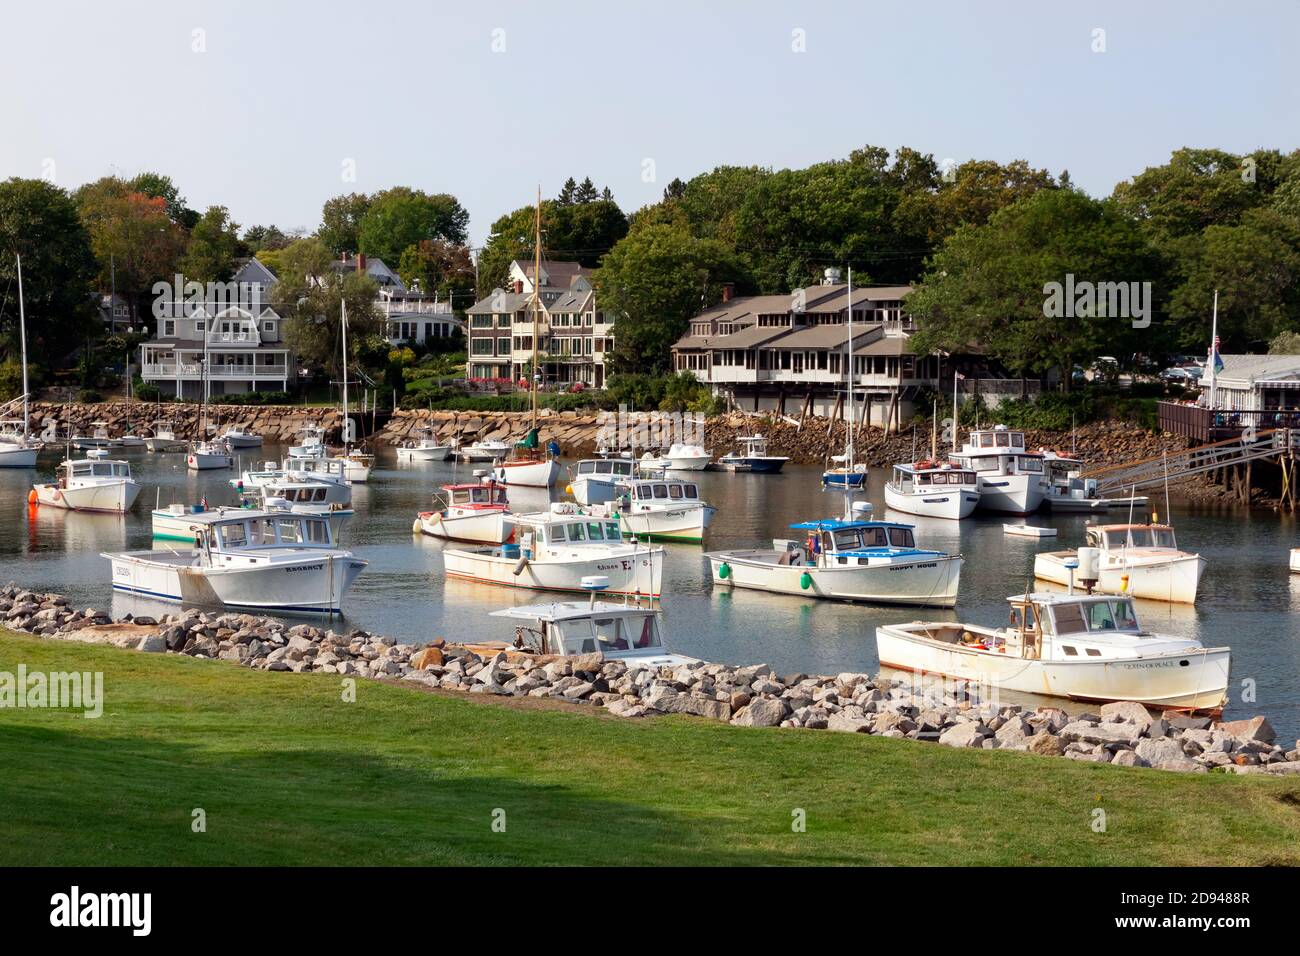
[1,446,1297,743]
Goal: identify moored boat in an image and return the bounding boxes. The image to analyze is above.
[717,435,788,474]
[442,503,664,598]
[1040,449,1149,513]
[706,504,962,607]
[1034,524,1205,604]
[459,438,511,462]
[220,424,263,449]
[187,439,234,470]
[151,498,351,542]
[105,509,366,615]
[949,425,1046,515]
[71,421,122,451]
[597,475,715,543]
[414,476,514,544]
[570,456,638,505]
[396,426,451,461]
[144,420,187,453]
[884,461,980,519]
[875,591,1230,714]
[1292,547,1300,574]
[32,458,140,513]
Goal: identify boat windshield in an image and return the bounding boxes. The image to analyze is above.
[1052,599,1140,635]
[275,516,331,545]
[1105,527,1176,549]
[583,614,661,653]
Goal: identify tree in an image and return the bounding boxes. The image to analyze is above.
[357,187,469,265]
[127,171,198,228]
[180,205,241,283]
[316,193,372,255]
[1167,208,1300,350]
[396,239,476,309]
[1269,330,1300,354]
[892,158,1056,248]
[271,238,383,375]
[243,224,294,253]
[907,189,1158,389]
[574,177,599,204]
[594,223,745,373]
[0,178,99,364]
[1111,148,1273,244]
[557,178,578,206]
[74,176,187,327]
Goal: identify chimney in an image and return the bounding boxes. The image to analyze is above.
[357,253,367,272]
[721,282,735,303]
[514,279,524,294]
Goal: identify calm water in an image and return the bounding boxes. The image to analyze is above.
[3,447,1298,742]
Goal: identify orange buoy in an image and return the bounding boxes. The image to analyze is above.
[27,489,38,505]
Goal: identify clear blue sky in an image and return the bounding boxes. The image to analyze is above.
[2,0,1297,248]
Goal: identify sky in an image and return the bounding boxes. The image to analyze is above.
[2,0,1298,249]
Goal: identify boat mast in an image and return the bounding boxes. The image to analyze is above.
[16,253,28,440]
[1209,289,1219,412]
[531,185,541,433]
[845,267,854,469]
[341,298,350,450]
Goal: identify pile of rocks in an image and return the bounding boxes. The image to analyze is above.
[29,402,344,447]
[5,583,1297,776]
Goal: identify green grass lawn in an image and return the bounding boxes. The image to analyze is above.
[3,629,1300,866]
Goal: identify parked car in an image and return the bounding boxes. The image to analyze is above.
[1160,366,1200,382]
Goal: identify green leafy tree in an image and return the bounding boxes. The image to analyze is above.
[908,189,1158,390]
[180,205,241,282]
[1111,148,1273,244]
[396,239,475,309]
[127,171,198,228]
[0,177,99,365]
[271,237,382,375]
[594,223,745,374]
[357,187,469,265]
[243,224,294,253]
[316,193,372,255]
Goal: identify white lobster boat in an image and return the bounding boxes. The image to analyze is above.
[571,457,638,505]
[71,421,121,451]
[950,426,1045,515]
[884,461,981,519]
[875,591,1230,714]
[232,457,350,499]
[289,424,327,458]
[1040,450,1149,513]
[105,509,366,615]
[335,450,373,484]
[187,439,234,470]
[458,439,510,462]
[32,458,141,513]
[152,498,352,542]
[1034,524,1206,604]
[706,506,962,607]
[220,424,263,449]
[414,477,514,544]
[638,443,712,472]
[397,427,451,462]
[598,475,715,543]
[145,420,187,453]
[489,593,697,669]
[442,504,664,598]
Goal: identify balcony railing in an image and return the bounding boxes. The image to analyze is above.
[206,329,261,346]
[143,363,288,380]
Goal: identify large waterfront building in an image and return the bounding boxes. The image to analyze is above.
[670,273,944,428]
[464,259,615,388]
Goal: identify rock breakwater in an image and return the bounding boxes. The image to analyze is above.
[4,583,1296,776]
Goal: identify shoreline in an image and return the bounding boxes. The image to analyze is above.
[3,582,1296,777]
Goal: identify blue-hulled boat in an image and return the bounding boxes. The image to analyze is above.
[717,435,788,474]
[705,502,962,606]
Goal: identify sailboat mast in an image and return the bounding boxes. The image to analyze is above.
[531,185,541,431]
[1209,289,1219,411]
[16,254,28,440]
[341,298,350,447]
[845,267,854,467]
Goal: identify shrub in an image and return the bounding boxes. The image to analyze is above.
[77,389,103,403]
[213,391,294,406]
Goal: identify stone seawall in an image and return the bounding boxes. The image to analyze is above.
[4,582,1296,776]
[27,402,342,445]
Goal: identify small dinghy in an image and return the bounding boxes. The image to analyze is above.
[1004,524,1057,538]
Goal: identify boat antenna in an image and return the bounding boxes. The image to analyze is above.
[530,184,541,434]
[1162,450,1171,526]
[930,399,937,461]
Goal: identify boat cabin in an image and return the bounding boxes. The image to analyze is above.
[490,603,667,658]
[282,457,348,481]
[199,512,337,552]
[267,483,335,504]
[62,459,132,482]
[891,462,977,489]
[622,478,703,505]
[442,481,509,509]
[734,435,771,456]
[576,458,637,479]
[953,426,1044,475]
[517,507,625,549]
[1085,523,1178,551]
[785,518,933,565]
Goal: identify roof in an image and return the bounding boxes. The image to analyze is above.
[512,259,592,288]
[1010,591,1134,605]
[489,601,655,623]
[1090,523,1173,532]
[789,518,913,532]
[1202,353,1300,386]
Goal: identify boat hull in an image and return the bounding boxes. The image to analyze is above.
[708,551,962,607]
[416,508,513,544]
[619,504,715,543]
[33,479,139,513]
[718,457,786,474]
[822,469,867,487]
[443,545,664,598]
[875,625,1229,713]
[1034,551,1205,604]
[884,483,980,519]
[1292,548,1300,574]
[145,438,186,453]
[106,550,367,614]
[0,445,38,468]
[662,455,711,471]
[397,445,451,462]
[975,474,1044,515]
[493,458,559,488]
[223,435,263,449]
[188,451,233,470]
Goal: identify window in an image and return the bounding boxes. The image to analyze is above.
[586,521,605,540]
[605,521,620,539]
[861,527,888,547]
[263,321,274,333]
[653,484,668,499]
[1113,601,1138,630]
[163,320,176,337]
[1053,603,1087,634]
[684,484,698,498]
[632,616,660,648]
[995,431,1010,447]
[593,618,628,651]
[833,529,861,550]
[278,519,305,543]
[1062,645,1079,656]
[550,525,567,543]
[1086,601,1118,631]
[577,461,595,475]
[1017,456,1043,473]
[636,485,652,499]
[887,527,914,548]
[220,523,248,548]
[566,523,586,542]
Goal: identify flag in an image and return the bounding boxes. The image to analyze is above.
[1209,335,1224,374]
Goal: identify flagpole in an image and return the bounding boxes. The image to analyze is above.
[952,369,959,454]
[1209,289,1219,411]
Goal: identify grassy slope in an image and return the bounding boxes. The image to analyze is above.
[3,630,1299,867]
